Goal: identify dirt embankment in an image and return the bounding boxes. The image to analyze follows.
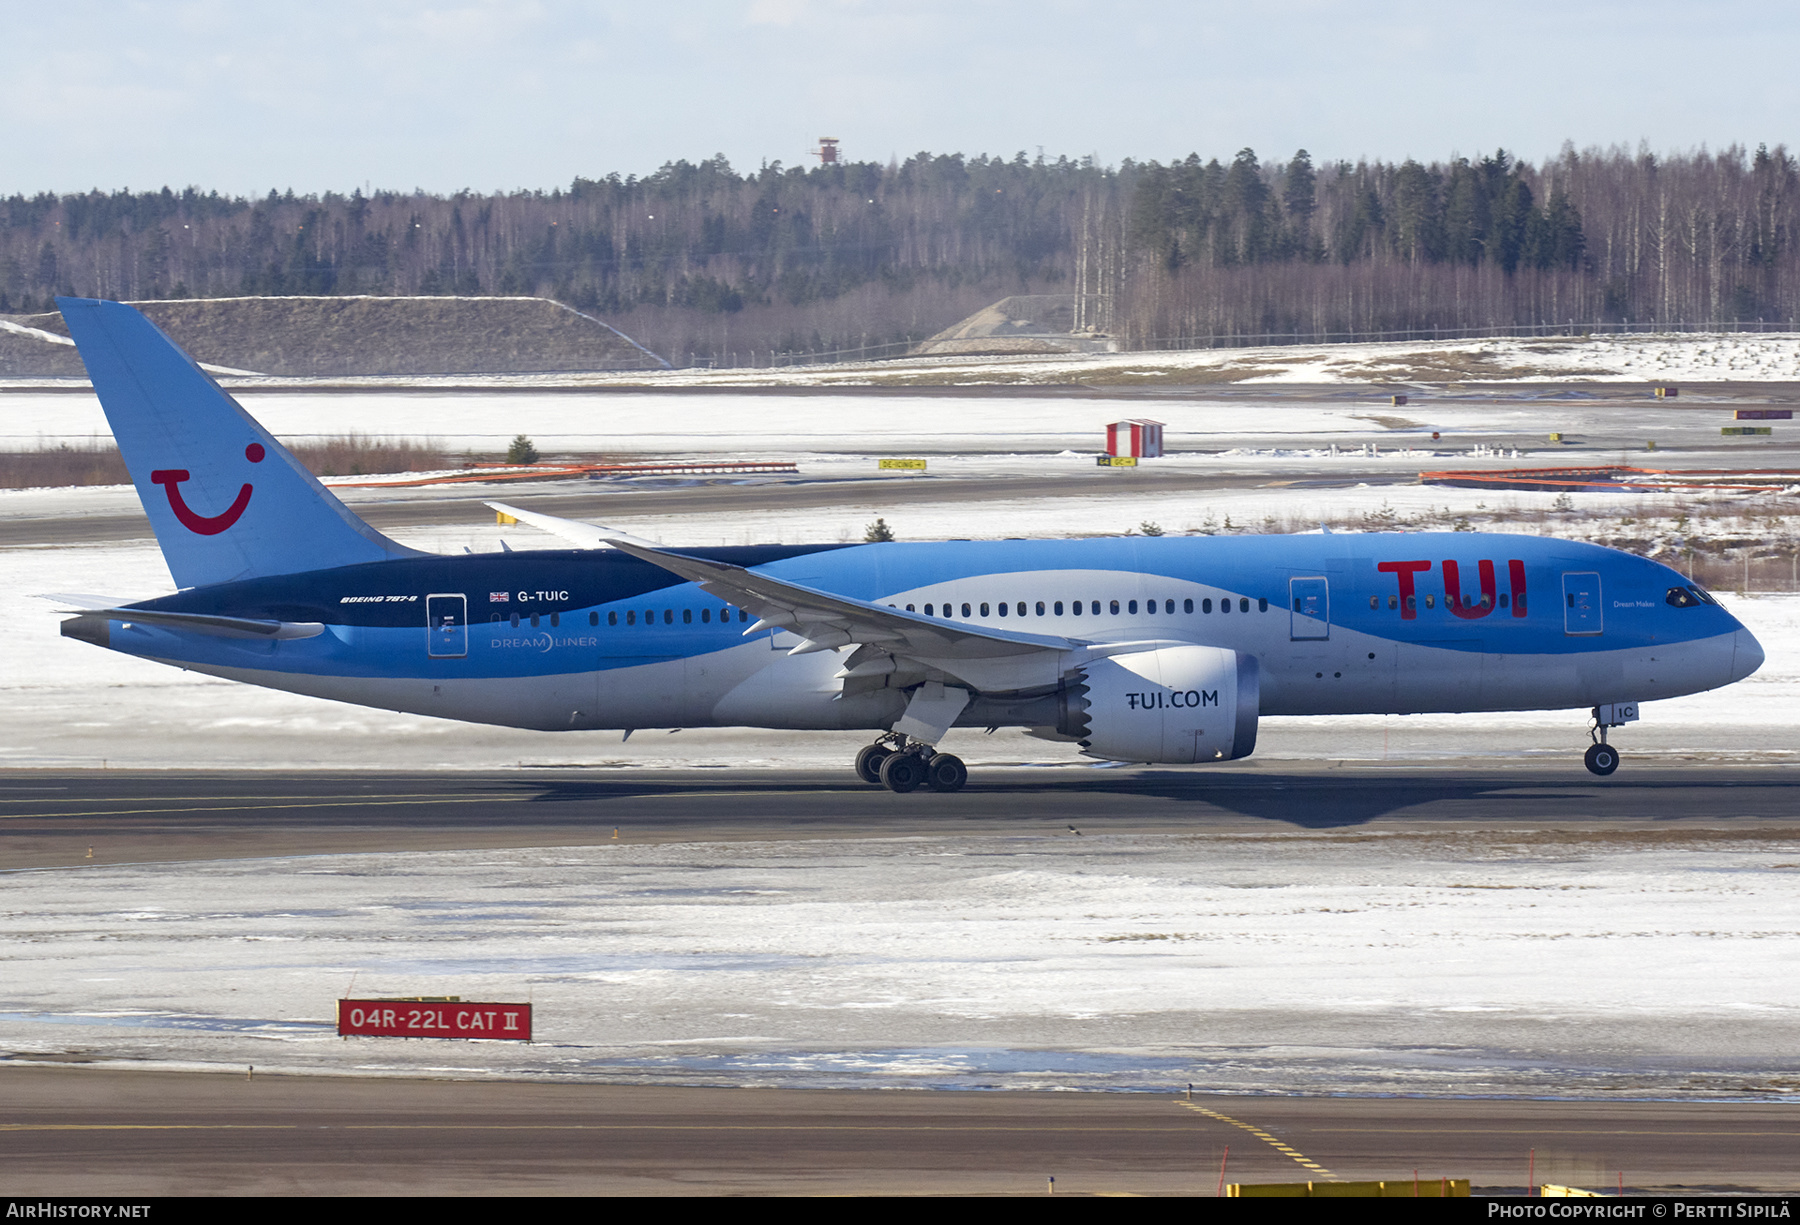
[3,296,668,377]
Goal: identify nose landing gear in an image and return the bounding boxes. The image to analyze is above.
[1584,702,1639,776]
[856,734,968,793]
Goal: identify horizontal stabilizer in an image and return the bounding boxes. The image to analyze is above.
[57,605,324,640]
[38,591,137,610]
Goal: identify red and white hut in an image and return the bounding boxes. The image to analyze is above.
[1105,419,1165,458]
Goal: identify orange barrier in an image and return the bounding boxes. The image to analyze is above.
[1419,465,1800,493]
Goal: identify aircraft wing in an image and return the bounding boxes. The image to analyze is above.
[484,502,664,550]
[605,539,1204,697]
[487,503,1187,695]
[606,535,1074,660]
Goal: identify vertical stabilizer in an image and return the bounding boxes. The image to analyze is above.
[58,298,422,588]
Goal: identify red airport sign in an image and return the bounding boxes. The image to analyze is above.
[338,999,532,1040]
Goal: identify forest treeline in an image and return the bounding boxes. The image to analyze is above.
[3,144,1796,364]
[1122,144,1799,346]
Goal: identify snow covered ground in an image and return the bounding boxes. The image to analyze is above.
[4,827,1798,1096]
[12,328,1796,391]
[586,330,1800,389]
[1,377,1794,458]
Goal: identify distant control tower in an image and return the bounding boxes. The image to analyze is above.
[812,137,840,165]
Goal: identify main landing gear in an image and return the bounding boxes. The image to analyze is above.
[1584,741,1620,776]
[856,733,968,794]
[1583,702,1639,776]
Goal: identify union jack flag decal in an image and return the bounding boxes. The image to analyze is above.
[489,591,509,602]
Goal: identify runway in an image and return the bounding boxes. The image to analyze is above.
[5,764,1799,870]
[2,1065,1794,1195]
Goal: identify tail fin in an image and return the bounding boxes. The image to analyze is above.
[58,298,422,588]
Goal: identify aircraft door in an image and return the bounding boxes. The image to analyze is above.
[1290,576,1330,640]
[427,593,468,657]
[1562,572,1603,635]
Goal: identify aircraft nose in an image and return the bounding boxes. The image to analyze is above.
[1732,626,1765,683]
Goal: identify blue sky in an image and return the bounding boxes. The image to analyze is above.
[6,0,1795,194]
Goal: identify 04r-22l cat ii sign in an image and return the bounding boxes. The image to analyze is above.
[51,299,1762,790]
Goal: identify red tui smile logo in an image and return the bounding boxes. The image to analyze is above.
[150,443,264,535]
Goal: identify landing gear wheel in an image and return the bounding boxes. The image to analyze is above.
[925,753,968,793]
[1584,742,1620,776]
[855,744,892,786]
[879,752,926,793]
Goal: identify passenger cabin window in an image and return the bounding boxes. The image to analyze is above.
[607,612,617,626]
[1036,601,1046,616]
[981,603,990,616]
[625,610,635,625]
[1203,599,1213,613]
[683,609,693,624]
[962,602,972,618]
[1110,600,1120,615]
[1184,598,1194,613]
[1054,601,1065,615]
[510,613,520,628]
[1128,600,1138,614]
[925,604,934,616]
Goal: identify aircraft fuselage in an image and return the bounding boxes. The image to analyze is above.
[69,532,1759,735]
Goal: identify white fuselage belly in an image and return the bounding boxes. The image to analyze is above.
[161,623,1742,733]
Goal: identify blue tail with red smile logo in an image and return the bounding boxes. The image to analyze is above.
[58,298,421,588]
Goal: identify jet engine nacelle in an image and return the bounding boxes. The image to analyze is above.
[1069,646,1259,764]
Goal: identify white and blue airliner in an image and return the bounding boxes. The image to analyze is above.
[51,298,1764,790]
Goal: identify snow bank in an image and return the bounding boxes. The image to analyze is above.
[3,830,1796,1095]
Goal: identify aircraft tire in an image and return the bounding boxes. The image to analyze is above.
[855,745,891,786]
[925,753,968,793]
[879,752,925,794]
[1584,742,1621,776]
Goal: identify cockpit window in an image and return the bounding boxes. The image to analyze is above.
[1666,586,1703,608]
[1689,585,1717,605]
